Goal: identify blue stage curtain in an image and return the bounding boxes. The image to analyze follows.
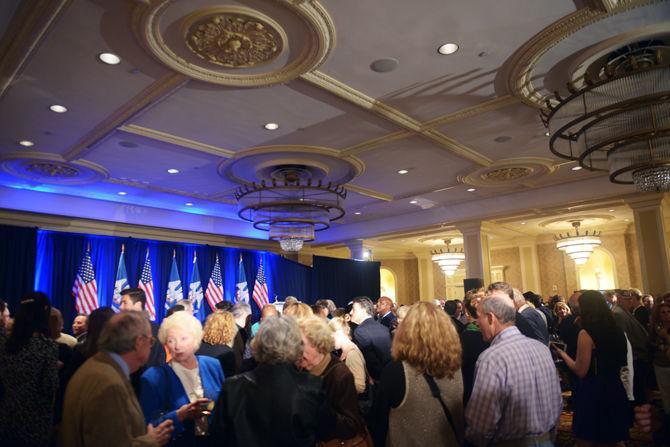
[310,255,381,308]
[0,224,37,312]
[33,229,316,327]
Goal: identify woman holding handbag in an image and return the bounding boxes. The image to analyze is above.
[372,302,464,446]
[299,316,372,447]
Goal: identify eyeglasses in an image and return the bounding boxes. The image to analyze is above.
[139,334,156,346]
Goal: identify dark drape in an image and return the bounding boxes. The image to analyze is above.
[0,224,37,312]
[310,255,380,308]
[34,230,312,328]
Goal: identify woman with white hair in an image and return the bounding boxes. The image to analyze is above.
[140,311,224,446]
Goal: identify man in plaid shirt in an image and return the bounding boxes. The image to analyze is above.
[465,287,563,446]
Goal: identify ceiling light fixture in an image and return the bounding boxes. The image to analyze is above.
[117,191,127,196]
[409,200,418,204]
[609,209,615,212]
[545,131,551,137]
[98,52,121,65]
[467,188,476,192]
[354,211,361,215]
[19,140,34,147]
[431,239,465,276]
[264,123,279,130]
[521,222,527,225]
[397,169,409,175]
[235,165,346,252]
[49,104,67,113]
[167,168,180,174]
[555,221,601,265]
[571,166,583,171]
[437,43,459,55]
[543,40,670,192]
[185,202,193,206]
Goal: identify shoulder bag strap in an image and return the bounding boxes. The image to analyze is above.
[422,373,462,445]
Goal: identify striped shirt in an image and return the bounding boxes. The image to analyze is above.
[465,326,562,446]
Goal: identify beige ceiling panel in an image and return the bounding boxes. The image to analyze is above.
[130,79,399,151]
[318,0,575,119]
[0,0,170,156]
[351,136,476,197]
[437,102,553,161]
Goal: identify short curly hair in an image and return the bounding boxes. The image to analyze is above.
[252,316,303,364]
[328,316,351,340]
[392,302,461,379]
[158,310,203,351]
[202,311,237,346]
[299,315,335,355]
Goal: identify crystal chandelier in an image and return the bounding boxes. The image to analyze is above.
[542,40,670,192]
[431,240,465,276]
[555,221,602,265]
[235,166,346,252]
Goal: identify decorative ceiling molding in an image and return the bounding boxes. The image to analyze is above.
[344,184,393,202]
[458,157,556,187]
[340,131,412,157]
[504,0,661,108]
[0,0,72,100]
[106,177,237,205]
[422,129,493,167]
[63,72,189,161]
[423,95,520,128]
[0,151,109,185]
[118,124,236,158]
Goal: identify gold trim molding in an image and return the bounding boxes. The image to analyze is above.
[118,124,236,158]
[344,184,393,202]
[106,178,237,205]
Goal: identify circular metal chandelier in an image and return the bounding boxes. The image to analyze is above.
[555,221,602,265]
[542,40,670,192]
[431,240,465,276]
[235,165,347,252]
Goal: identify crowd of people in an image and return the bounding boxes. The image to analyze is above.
[0,284,669,446]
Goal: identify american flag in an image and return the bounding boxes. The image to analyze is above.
[138,249,156,321]
[205,254,224,311]
[252,258,269,310]
[72,247,99,314]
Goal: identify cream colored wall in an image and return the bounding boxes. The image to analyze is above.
[379,259,419,305]
[490,247,523,290]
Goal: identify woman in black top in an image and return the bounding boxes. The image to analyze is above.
[196,311,237,377]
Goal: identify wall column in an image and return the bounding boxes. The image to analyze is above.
[518,238,541,293]
[413,251,435,301]
[625,195,670,296]
[345,240,370,261]
[456,221,492,286]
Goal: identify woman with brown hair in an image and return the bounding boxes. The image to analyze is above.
[196,311,237,377]
[284,302,314,320]
[299,316,371,446]
[372,302,464,446]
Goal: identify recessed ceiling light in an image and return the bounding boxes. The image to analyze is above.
[185,202,193,206]
[49,104,67,113]
[397,169,409,175]
[98,52,121,65]
[19,140,34,147]
[409,200,418,204]
[521,222,526,225]
[467,188,476,192]
[264,123,279,130]
[354,211,361,215]
[624,218,629,222]
[571,166,583,171]
[117,191,127,196]
[609,209,615,212]
[167,168,179,174]
[437,43,459,55]
[545,131,551,137]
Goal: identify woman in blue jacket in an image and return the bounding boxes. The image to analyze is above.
[141,310,225,446]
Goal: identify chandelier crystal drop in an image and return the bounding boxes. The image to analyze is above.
[555,221,602,265]
[235,165,347,252]
[431,240,465,276]
[543,40,670,192]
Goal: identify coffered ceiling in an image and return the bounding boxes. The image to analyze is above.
[0,0,668,250]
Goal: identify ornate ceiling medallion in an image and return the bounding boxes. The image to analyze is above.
[0,152,109,185]
[133,2,335,87]
[459,158,555,188]
[185,13,283,68]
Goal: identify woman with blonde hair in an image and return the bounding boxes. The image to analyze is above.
[330,317,367,394]
[299,316,371,446]
[196,311,237,377]
[284,302,314,320]
[372,302,464,446]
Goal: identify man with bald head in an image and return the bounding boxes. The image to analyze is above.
[466,288,562,446]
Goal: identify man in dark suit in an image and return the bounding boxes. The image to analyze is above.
[487,282,549,345]
[120,288,166,396]
[376,296,397,330]
[350,296,391,382]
